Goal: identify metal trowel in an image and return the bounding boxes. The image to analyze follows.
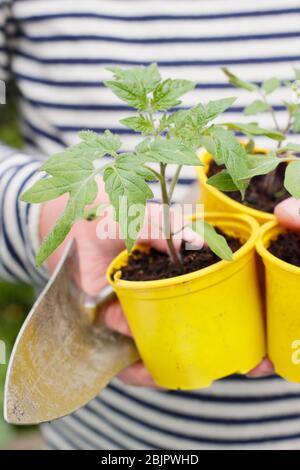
[4,240,139,425]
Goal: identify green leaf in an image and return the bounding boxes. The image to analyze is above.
[276,143,300,154]
[173,97,236,129]
[21,130,123,264]
[105,64,162,111]
[203,97,237,120]
[203,222,233,261]
[104,79,148,111]
[22,154,98,206]
[192,221,233,261]
[103,154,154,251]
[262,77,281,95]
[136,137,202,166]
[151,79,195,111]
[79,129,121,154]
[198,135,217,161]
[158,114,173,133]
[205,127,249,196]
[170,97,236,148]
[239,153,281,180]
[21,177,72,203]
[244,100,269,116]
[207,170,239,192]
[106,63,161,93]
[120,116,154,134]
[222,68,257,92]
[40,130,121,175]
[118,153,159,181]
[225,122,285,141]
[284,161,300,198]
[292,105,300,133]
[36,178,98,266]
[171,108,201,146]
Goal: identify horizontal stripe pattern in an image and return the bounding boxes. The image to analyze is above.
[0,150,48,285]
[13,49,300,66]
[1,0,300,450]
[42,377,300,450]
[17,31,300,45]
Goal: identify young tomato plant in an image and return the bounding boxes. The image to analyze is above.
[211,68,300,198]
[21,64,282,268]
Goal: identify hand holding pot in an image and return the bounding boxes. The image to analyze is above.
[39,188,202,388]
[248,197,300,379]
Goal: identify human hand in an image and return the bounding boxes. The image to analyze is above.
[39,182,202,387]
[248,197,300,378]
[274,197,300,230]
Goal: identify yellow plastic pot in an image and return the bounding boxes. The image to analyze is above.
[197,150,275,225]
[107,213,266,390]
[257,222,300,382]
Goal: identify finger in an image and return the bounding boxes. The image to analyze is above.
[182,226,205,249]
[274,197,300,231]
[101,300,132,337]
[247,357,275,378]
[117,361,162,388]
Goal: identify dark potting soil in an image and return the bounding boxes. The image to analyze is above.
[207,160,289,213]
[116,229,242,281]
[269,231,300,267]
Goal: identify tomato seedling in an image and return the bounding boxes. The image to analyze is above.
[21,64,285,267]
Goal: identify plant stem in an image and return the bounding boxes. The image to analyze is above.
[259,91,281,132]
[168,165,182,200]
[263,109,293,194]
[144,106,181,264]
[143,165,162,182]
[159,163,181,265]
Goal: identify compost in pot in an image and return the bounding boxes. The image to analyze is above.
[208,160,289,213]
[116,229,241,281]
[269,231,300,267]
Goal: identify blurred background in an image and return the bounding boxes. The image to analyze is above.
[0,91,41,449]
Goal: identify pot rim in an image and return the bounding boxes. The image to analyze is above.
[197,148,276,222]
[256,220,300,275]
[107,212,259,290]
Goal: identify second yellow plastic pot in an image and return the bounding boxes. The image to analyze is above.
[197,150,275,225]
[257,222,300,382]
[107,213,266,390]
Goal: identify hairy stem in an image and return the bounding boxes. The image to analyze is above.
[144,106,181,264]
[159,163,181,265]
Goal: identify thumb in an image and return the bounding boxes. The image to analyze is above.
[274,197,300,231]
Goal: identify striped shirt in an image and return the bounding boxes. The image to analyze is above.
[1,0,300,450]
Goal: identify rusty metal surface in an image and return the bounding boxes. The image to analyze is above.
[4,240,139,425]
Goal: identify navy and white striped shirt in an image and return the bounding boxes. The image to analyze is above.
[2,0,300,450]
